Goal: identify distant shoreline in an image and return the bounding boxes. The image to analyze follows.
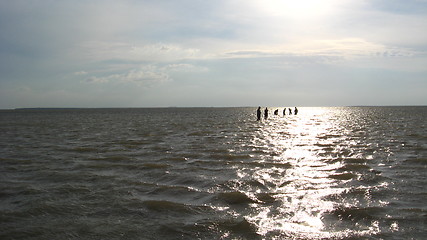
[1,105,425,111]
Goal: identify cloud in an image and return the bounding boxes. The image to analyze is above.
[129,43,201,61]
[84,66,170,87]
[77,41,201,62]
[74,71,88,76]
[121,67,170,84]
[298,38,416,58]
[367,0,427,15]
[219,38,419,70]
[225,51,280,58]
[85,76,109,84]
[165,63,209,72]
[1,0,426,108]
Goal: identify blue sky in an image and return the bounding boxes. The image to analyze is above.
[1,0,426,108]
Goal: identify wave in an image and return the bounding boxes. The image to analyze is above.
[245,161,292,168]
[2,107,427,239]
[208,153,252,161]
[255,192,276,203]
[216,191,256,205]
[89,155,131,162]
[338,164,370,172]
[160,156,188,162]
[404,157,427,165]
[71,146,99,153]
[187,130,215,136]
[156,217,260,240]
[326,206,384,222]
[142,200,207,214]
[328,172,356,180]
[142,163,170,169]
[215,217,259,238]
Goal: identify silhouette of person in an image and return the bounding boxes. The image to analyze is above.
[257,107,261,121]
[294,107,298,115]
[288,108,292,115]
[264,107,268,120]
[283,108,286,116]
[274,109,278,115]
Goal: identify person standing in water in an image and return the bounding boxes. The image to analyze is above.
[288,108,292,115]
[264,107,269,120]
[283,108,286,116]
[257,107,262,121]
[294,107,298,115]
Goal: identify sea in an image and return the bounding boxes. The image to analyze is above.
[0,107,426,240]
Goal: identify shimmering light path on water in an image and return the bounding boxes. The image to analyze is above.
[0,107,426,239]
[245,108,389,238]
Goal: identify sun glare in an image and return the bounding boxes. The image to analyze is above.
[245,108,347,237]
[259,0,339,19]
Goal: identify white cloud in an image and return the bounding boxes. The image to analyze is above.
[121,67,170,84]
[59,1,426,73]
[294,38,416,58]
[217,38,417,70]
[84,65,170,87]
[130,43,201,61]
[165,63,209,72]
[77,41,201,62]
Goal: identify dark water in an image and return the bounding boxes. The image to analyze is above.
[0,107,426,239]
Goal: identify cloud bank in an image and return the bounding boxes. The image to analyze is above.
[0,0,426,108]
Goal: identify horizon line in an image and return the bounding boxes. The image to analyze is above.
[1,105,426,110]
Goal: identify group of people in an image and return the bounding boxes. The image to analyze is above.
[257,107,298,121]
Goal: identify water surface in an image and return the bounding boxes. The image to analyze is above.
[0,107,426,239]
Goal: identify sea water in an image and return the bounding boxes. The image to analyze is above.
[0,107,426,239]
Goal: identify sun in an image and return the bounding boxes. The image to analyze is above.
[258,0,339,19]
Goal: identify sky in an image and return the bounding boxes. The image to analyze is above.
[0,0,426,108]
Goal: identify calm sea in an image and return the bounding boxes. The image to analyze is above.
[0,107,426,239]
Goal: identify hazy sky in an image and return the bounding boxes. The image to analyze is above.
[1,0,426,108]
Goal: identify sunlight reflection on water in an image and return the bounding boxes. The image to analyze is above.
[244,107,379,238]
[1,107,426,239]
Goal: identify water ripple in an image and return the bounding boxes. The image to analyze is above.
[1,107,426,239]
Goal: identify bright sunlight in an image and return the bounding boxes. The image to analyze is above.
[257,0,341,18]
